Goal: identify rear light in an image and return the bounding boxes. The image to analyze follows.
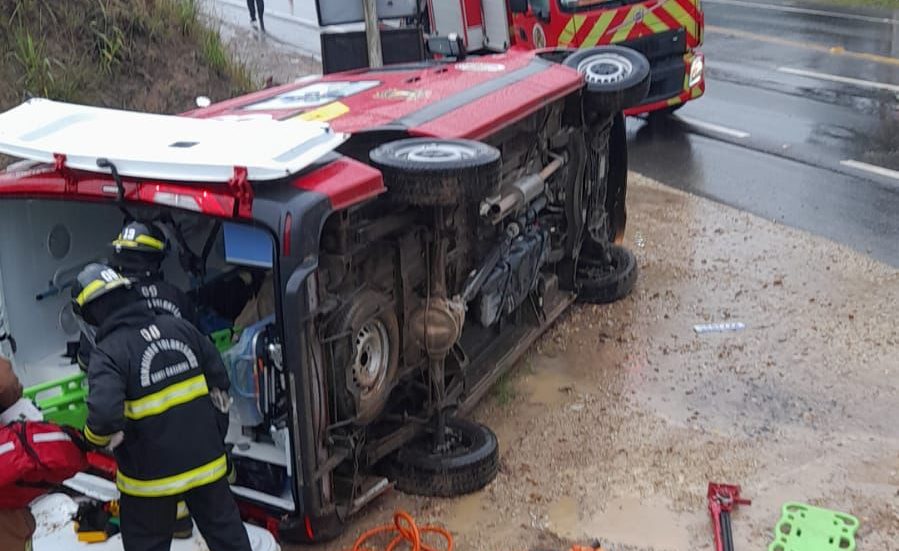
[138,184,235,217]
[689,54,704,88]
[151,190,203,212]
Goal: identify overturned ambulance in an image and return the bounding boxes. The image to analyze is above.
[0,44,645,543]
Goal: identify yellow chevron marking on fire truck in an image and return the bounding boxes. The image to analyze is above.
[558,18,576,45]
[559,15,587,46]
[581,11,617,47]
[641,10,669,33]
[662,1,695,36]
[610,7,637,43]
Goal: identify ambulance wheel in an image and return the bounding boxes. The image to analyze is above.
[576,242,638,304]
[370,138,501,206]
[386,418,499,497]
[564,46,650,114]
[329,290,400,425]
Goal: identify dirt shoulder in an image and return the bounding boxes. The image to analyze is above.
[299,173,898,551]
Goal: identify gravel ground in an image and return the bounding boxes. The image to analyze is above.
[295,173,898,551]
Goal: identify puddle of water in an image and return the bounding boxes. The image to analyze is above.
[521,367,578,406]
[520,352,595,406]
[587,497,693,549]
[548,496,694,549]
[547,496,581,538]
[444,491,487,533]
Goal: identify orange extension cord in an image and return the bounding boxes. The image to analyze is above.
[347,510,604,551]
[350,511,453,551]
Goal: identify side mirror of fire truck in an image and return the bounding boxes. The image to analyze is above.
[509,0,528,13]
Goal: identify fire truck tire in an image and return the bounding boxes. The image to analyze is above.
[576,242,638,304]
[328,290,400,425]
[386,418,499,497]
[370,138,501,206]
[563,46,650,114]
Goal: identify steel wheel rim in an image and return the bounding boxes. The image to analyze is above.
[353,319,390,396]
[578,54,633,85]
[396,142,478,163]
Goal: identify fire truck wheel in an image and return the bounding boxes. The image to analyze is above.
[328,290,400,425]
[576,242,638,304]
[563,45,650,114]
[370,138,501,206]
[386,418,499,497]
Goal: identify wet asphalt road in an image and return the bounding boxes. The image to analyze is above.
[627,0,899,266]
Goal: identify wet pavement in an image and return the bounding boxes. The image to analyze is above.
[306,174,899,551]
[628,0,899,267]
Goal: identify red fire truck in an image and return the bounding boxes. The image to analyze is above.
[425,0,705,115]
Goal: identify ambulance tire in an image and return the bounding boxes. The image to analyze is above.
[370,138,502,206]
[576,242,638,304]
[563,46,651,115]
[386,418,499,497]
[328,290,400,425]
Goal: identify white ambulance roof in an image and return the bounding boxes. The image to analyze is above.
[0,99,346,182]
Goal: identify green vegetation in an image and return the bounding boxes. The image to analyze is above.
[0,0,254,114]
[492,372,517,407]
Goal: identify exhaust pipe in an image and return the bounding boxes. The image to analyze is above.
[482,156,565,223]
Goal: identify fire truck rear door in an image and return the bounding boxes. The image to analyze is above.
[429,0,488,51]
[482,0,511,51]
[429,1,466,43]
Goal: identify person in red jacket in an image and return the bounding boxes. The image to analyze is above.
[0,355,35,551]
[0,356,88,551]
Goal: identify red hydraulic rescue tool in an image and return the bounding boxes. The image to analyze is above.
[707,482,751,551]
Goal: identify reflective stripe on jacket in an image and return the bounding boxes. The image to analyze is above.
[85,302,230,497]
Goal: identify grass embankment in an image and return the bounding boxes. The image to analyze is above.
[0,0,254,114]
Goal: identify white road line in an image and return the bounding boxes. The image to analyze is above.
[840,160,899,181]
[778,67,899,93]
[702,0,899,24]
[678,116,751,139]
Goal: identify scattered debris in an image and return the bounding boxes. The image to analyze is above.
[693,322,746,334]
[634,231,646,248]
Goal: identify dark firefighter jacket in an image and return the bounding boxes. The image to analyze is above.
[77,278,195,370]
[84,302,229,498]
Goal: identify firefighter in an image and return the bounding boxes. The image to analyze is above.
[75,221,198,539]
[77,220,194,370]
[72,264,250,551]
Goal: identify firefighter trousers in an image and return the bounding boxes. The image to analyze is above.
[119,478,251,551]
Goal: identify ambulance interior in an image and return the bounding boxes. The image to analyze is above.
[0,192,296,512]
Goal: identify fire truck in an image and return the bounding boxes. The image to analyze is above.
[424,0,705,115]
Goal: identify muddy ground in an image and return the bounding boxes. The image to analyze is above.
[296,173,898,551]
